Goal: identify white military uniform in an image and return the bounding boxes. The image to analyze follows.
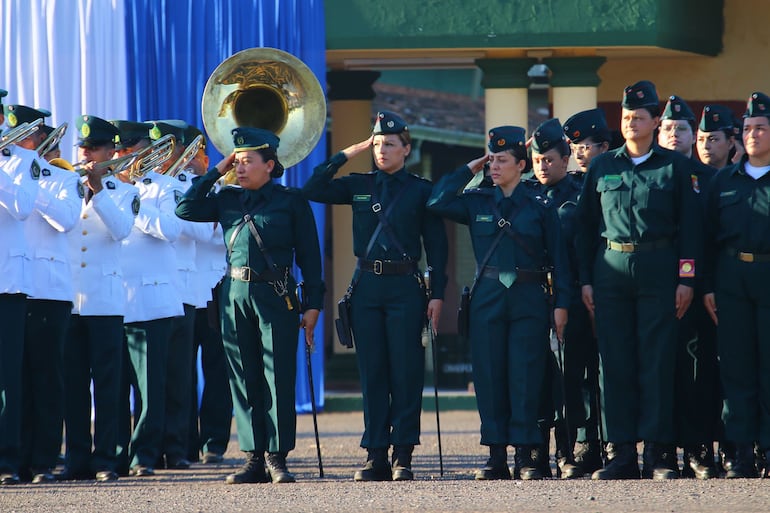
[0,145,39,478]
[121,170,183,322]
[70,175,138,316]
[21,157,81,475]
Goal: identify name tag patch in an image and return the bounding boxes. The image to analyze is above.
[476,214,493,222]
[353,194,371,201]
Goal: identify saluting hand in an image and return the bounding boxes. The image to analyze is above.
[426,299,443,335]
[675,284,694,319]
[703,292,718,325]
[215,152,236,175]
[466,154,489,174]
[300,308,321,347]
[341,136,373,160]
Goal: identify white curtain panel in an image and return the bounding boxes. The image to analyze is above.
[0,0,129,162]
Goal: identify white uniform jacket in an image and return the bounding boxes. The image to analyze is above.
[169,170,218,306]
[26,160,81,301]
[0,146,40,294]
[70,174,139,316]
[121,170,183,323]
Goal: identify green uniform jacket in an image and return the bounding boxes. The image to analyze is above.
[427,166,571,309]
[175,169,324,309]
[575,143,702,287]
[302,152,447,299]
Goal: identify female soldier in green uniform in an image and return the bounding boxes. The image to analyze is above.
[427,126,570,480]
[302,111,448,482]
[176,127,324,485]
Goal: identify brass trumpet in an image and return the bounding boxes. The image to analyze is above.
[37,122,68,157]
[128,134,176,180]
[163,134,204,178]
[0,119,43,151]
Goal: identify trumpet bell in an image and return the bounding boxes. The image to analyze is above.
[202,47,326,169]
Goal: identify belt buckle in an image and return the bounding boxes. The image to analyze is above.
[739,252,754,263]
[240,266,252,281]
[372,203,382,213]
[620,242,635,252]
[373,260,383,275]
[497,218,510,228]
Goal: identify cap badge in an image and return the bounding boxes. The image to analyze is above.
[7,113,17,127]
[497,139,506,147]
[81,123,91,138]
[149,125,161,140]
[236,136,245,145]
[386,120,395,128]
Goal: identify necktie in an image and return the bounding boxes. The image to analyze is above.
[498,197,516,288]
[376,177,393,252]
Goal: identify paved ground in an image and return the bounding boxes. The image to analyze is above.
[1,410,768,512]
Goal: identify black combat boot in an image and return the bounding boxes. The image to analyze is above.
[763,449,770,479]
[354,448,391,482]
[725,444,758,478]
[682,444,717,479]
[574,440,604,474]
[392,445,414,481]
[474,444,511,480]
[554,422,582,479]
[265,452,296,483]
[225,451,268,484]
[591,442,640,480]
[514,446,543,480]
[641,443,678,480]
[719,441,735,474]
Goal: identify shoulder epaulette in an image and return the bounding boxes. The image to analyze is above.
[463,186,495,196]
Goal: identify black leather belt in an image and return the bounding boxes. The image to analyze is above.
[725,247,770,263]
[357,258,417,275]
[227,265,284,282]
[606,239,672,253]
[480,266,547,284]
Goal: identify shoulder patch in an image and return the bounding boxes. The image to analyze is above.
[77,181,85,199]
[1,148,10,157]
[178,173,187,182]
[42,167,51,177]
[174,190,183,204]
[30,160,41,180]
[532,194,551,207]
[106,180,116,190]
[131,195,140,215]
[142,178,152,185]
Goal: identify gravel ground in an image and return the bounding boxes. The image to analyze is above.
[1,410,767,513]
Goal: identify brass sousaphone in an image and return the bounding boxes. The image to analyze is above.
[202,47,326,169]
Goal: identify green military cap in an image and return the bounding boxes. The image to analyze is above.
[149,119,187,142]
[372,110,408,135]
[4,104,51,128]
[76,114,121,147]
[744,91,770,120]
[661,95,695,121]
[487,126,526,153]
[110,120,153,150]
[531,118,565,153]
[698,105,735,133]
[563,108,609,143]
[183,123,206,149]
[232,127,279,152]
[621,80,659,110]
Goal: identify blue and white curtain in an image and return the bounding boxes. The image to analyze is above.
[0,0,327,411]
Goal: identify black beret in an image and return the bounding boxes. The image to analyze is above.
[487,126,526,153]
[372,111,408,135]
[698,105,735,133]
[621,80,659,110]
[661,95,696,121]
[744,92,770,120]
[232,127,279,152]
[531,118,566,153]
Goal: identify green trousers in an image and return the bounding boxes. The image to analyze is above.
[469,278,549,446]
[0,294,27,475]
[715,253,770,448]
[220,279,299,454]
[593,247,678,444]
[350,272,425,449]
[125,318,173,468]
[163,305,196,462]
